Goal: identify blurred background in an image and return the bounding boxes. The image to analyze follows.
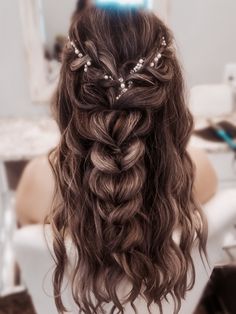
[0,1,236,313]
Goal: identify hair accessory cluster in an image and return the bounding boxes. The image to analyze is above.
[68,35,167,100]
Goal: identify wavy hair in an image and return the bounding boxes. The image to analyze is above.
[49,3,207,314]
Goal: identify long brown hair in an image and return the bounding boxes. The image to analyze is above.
[49,3,207,314]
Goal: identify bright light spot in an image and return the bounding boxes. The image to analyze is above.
[95,0,153,10]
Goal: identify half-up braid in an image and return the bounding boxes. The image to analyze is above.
[49,4,207,314]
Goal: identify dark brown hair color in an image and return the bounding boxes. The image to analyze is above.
[49,2,207,314]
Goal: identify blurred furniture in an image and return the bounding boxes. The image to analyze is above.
[190,132,236,189]
[0,288,36,314]
[190,84,236,189]
[190,84,233,118]
[224,64,236,90]
[13,189,236,314]
[0,117,59,293]
[194,264,236,313]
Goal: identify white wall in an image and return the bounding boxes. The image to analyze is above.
[169,0,236,87]
[0,0,48,117]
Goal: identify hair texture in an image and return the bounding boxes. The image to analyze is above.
[74,0,90,16]
[49,3,207,314]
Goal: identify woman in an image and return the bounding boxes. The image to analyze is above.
[18,1,217,313]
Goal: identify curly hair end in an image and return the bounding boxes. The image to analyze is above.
[49,3,207,314]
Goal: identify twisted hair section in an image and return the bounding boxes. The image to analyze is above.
[49,4,207,314]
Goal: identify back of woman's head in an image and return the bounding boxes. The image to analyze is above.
[50,2,207,314]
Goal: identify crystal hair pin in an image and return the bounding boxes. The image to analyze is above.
[68,35,167,100]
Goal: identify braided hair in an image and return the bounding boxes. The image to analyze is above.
[49,4,207,314]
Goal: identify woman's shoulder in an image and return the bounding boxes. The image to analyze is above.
[188,147,218,204]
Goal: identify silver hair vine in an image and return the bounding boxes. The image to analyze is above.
[68,35,167,100]
[150,37,167,68]
[68,36,92,72]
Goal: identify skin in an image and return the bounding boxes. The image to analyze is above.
[15,148,218,226]
[188,147,218,205]
[15,155,55,226]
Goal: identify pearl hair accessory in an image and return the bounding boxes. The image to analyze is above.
[114,58,146,100]
[68,36,92,73]
[150,52,162,68]
[68,35,167,100]
[84,60,92,72]
[130,58,144,74]
[114,37,166,99]
[150,37,167,67]
[161,36,167,47]
[104,75,113,80]
[116,78,133,100]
